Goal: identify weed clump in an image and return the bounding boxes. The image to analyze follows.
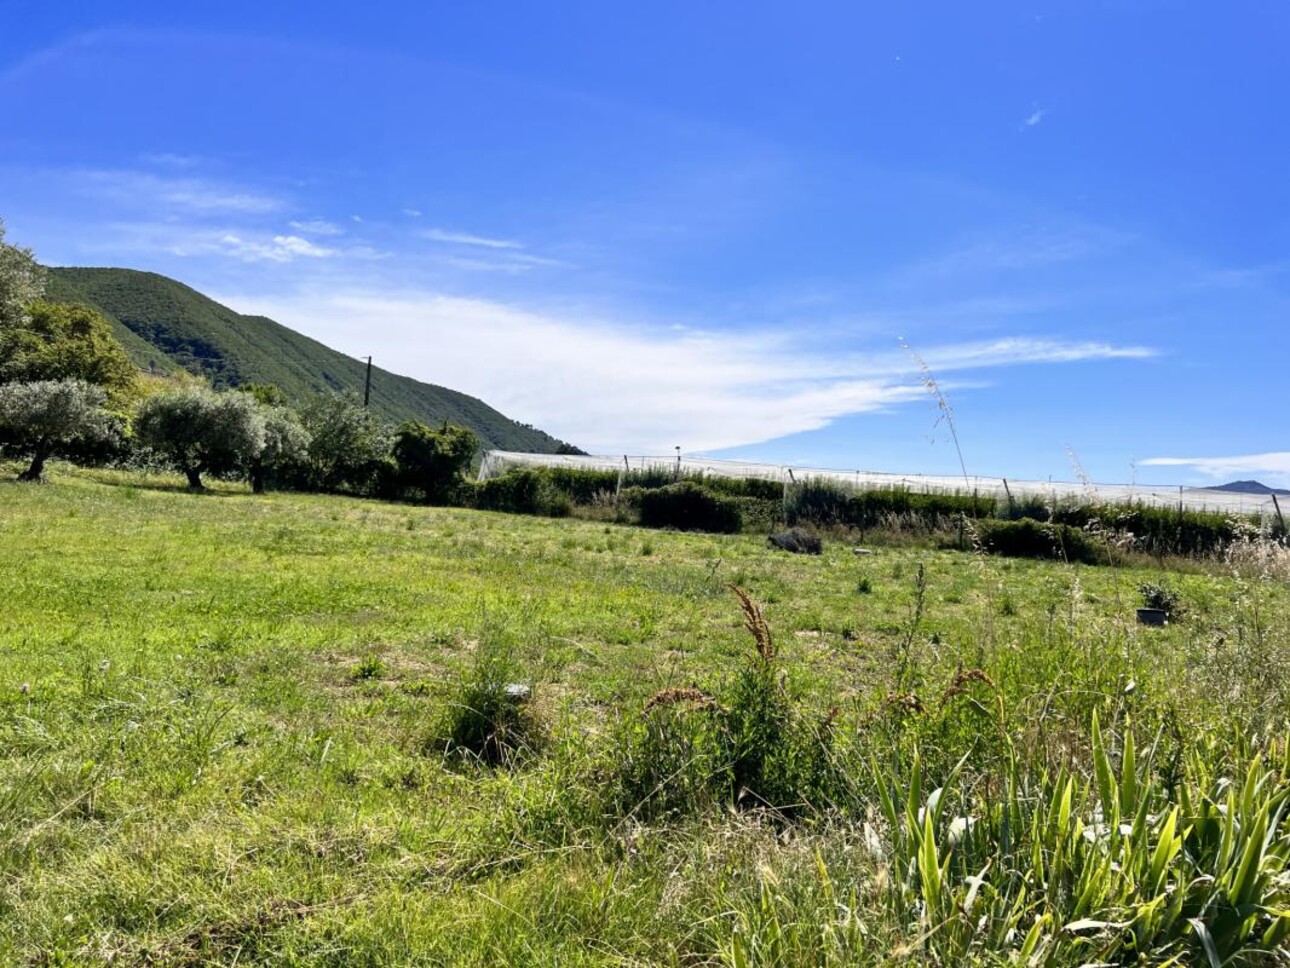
[432,637,542,766]
[1138,580,1182,618]
[605,586,838,820]
[351,654,385,680]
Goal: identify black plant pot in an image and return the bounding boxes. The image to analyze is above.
[1136,607,1167,626]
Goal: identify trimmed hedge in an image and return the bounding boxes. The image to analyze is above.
[973,517,1103,564]
[475,465,1285,558]
[785,481,993,531]
[637,482,743,533]
[473,469,571,517]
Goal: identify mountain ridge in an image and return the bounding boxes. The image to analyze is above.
[1203,479,1290,496]
[43,266,578,454]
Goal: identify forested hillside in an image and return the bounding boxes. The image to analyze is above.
[44,267,578,453]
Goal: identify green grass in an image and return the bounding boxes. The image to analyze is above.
[1,463,1287,965]
[42,267,577,453]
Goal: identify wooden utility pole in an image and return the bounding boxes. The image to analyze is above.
[363,356,373,407]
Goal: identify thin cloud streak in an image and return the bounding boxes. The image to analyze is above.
[71,168,284,215]
[420,228,523,249]
[223,288,1155,454]
[288,218,345,236]
[1142,452,1290,484]
[78,222,388,264]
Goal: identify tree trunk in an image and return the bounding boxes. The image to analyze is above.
[184,465,205,490]
[250,458,265,494]
[18,447,47,483]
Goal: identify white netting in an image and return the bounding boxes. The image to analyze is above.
[478,451,1287,519]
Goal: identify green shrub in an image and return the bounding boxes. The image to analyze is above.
[474,468,572,517]
[637,482,743,533]
[784,480,851,527]
[785,482,994,532]
[974,517,1103,563]
[391,420,478,504]
[700,475,783,501]
[297,392,393,495]
[540,466,623,503]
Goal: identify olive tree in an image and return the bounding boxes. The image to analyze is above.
[0,218,46,330]
[248,404,310,494]
[0,379,117,482]
[135,386,265,490]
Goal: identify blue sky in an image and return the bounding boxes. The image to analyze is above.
[2,2,1287,484]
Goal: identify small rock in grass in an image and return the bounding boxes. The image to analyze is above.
[503,683,532,703]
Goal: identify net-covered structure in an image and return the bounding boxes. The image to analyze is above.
[478,451,1286,519]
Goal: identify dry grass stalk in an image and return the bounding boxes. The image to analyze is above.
[643,686,721,713]
[729,584,774,662]
[902,339,970,493]
[883,692,925,715]
[939,667,998,706]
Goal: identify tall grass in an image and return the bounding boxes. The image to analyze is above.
[2,465,1288,964]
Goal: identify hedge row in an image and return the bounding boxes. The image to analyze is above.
[474,465,1284,560]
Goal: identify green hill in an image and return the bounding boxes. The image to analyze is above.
[43,267,578,453]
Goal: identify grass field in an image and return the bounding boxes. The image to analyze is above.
[2,464,1288,965]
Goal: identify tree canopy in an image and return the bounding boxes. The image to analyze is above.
[300,393,392,492]
[249,403,311,493]
[0,379,117,481]
[135,386,266,489]
[392,420,479,503]
[0,218,46,330]
[0,301,137,401]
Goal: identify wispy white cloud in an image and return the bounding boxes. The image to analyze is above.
[0,28,112,85]
[1195,259,1290,290]
[912,337,1155,371]
[1022,106,1047,128]
[79,221,389,264]
[441,251,569,273]
[402,208,423,218]
[1142,452,1290,484]
[139,152,205,169]
[219,233,334,263]
[288,218,344,236]
[906,225,1128,278]
[221,288,1155,453]
[421,227,523,249]
[71,168,284,215]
